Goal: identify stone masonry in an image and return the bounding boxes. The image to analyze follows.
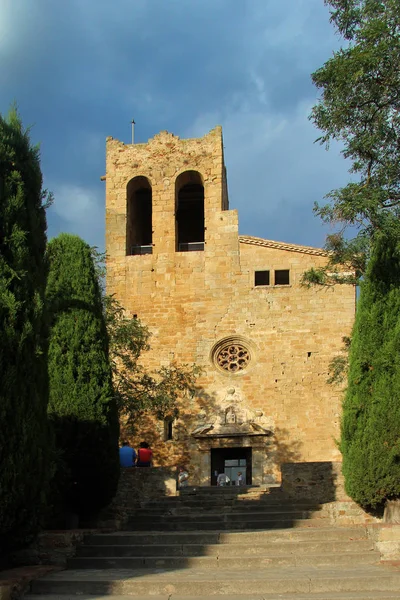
[105,126,355,489]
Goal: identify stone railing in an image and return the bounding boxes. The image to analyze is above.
[281,461,347,503]
[96,466,178,528]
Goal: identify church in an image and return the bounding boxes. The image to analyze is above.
[105,126,355,486]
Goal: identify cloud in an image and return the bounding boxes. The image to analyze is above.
[186,95,350,247]
[47,183,104,249]
[0,0,348,252]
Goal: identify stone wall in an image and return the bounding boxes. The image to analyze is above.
[97,467,178,527]
[11,531,90,567]
[11,469,178,567]
[281,461,348,503]
[0,566,60,600]
[280,461,382,526]
[105,126,355,487]
[368,524,400,561]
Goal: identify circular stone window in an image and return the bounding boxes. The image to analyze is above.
[211,337,253,374]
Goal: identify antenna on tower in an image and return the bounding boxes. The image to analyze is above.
[131,119,136,144]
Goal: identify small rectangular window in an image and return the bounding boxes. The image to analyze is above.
[255,271,270,286]
[164,419,173,441]
[274,269,290,285]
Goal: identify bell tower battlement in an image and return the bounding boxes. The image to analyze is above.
[105,126,233,261]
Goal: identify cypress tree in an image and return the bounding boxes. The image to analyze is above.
[341,229,400,508]
[0,108,50,553]
[46,234,119,519]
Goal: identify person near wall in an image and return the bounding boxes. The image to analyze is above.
[136,441,153,467]
[119,441,137,468]
[237,471,244,486]
[217,471,230,486]
[178,466,189,489]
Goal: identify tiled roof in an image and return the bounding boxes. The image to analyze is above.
[239,235,328,257]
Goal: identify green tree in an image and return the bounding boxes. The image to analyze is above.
[0,108,51,553]
[46,234,119,520]
[341,228,400,508]
[303,0,400,285]
[303,1,400,508]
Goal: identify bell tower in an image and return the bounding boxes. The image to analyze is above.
[105,126,239,310]
[105,126,231,261]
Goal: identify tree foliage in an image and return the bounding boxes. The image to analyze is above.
[0,107,51,553]
[327,336,351,385]
[46,234,119,520]
[341,229,400,508]
[303,0,400,284]
[303,1,400,508]
[105,295,200,432]
[91,248,201,430]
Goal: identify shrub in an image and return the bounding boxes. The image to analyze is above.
[46,233,119,519]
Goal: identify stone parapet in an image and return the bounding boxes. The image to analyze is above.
[0,565,61,600]
[96,467,178,527]
[368,524,400,562]
[281,461,349,503]
[11,530,100,567]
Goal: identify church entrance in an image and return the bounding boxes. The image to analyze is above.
[210,447,252,486]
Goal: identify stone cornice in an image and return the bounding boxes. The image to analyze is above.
[239,235,328,257]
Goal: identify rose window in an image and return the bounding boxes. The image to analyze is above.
[216,343,250,373]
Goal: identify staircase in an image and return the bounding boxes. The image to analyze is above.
[27,486,400,599]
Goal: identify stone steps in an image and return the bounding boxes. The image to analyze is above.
[126,518,333,531]
[27,590,399,600]
[142,492,281,499]
[77,539,374,557]
[126,504,335,525]
[134,504,326,517]
[140,492,292,507]
[69,525,380,572]
[180,485,274,494]
[24,594,400,600]
[83,527,369,545]
[140,491,297,501]
[25,489,398,599]
[125,500,338,532]
[67,551,379,570]
[130,510,316,522]
[29,565,400,596]
[125,498,343,530]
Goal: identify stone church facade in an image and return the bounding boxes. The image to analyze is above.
[105,126,355,487]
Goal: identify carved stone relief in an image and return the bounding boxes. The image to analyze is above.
[191,387,274,437]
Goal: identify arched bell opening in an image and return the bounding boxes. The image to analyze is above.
[126,176,152,255]
[175,170,204,252]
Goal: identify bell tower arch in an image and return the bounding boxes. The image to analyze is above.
[175,170,204,252]
[126,176,152,255]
